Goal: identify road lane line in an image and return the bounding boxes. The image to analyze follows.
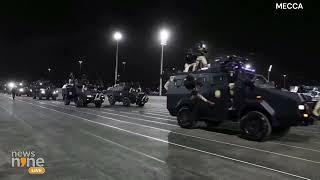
[20,99,320,163]
[81,130,166,164]
[132,111,175,119]
[101,108,177,122]
[14,99,315,179]
[268,142,320,153]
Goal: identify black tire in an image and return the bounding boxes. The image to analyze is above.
[52,97,57,100]
[95,102,102,108]
[64,99,70,105]
[240,111,272,141]
[177,107,197,129]
[123,97,130,107]
[46,96,50,100]
[108,96,116,105]
[38,96,42,100]
[138,103,145,107]
[33,96,36,99]
[75,97,84,107]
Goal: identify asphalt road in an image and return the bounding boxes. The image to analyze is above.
[0,94,319,180]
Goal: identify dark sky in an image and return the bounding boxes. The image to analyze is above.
[0,0,318,87]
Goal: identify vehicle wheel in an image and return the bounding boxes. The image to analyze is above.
[240,111,272,141]
[46,96,49,100]
[95,102,102,108]
[138,102,145,107]
[52,97,57,100]
[33,96,36,99]
[272,127,290,138]
[108,96,116,105]
[75,97,84,107]
[177,106,197,129]
[123,97,130,107]
[64,99,70,105]
[38,96,42,100]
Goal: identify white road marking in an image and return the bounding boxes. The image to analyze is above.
[81,130,166,164]
[101,108,177,122]
[13,99,314,179]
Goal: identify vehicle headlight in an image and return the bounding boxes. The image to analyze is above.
[40,89,45,94]
[19,88,24,92]
[53,90,58,94]
[298,105,305,110]
[87,95,92,98]
[30,89,32,92]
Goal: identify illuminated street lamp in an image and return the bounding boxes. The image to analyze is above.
[159,29,169,96]
[48,68,51,73]
[283,74,287,89]
[267,65,273,82]
[113,31,122,85]
[78,60,83,74]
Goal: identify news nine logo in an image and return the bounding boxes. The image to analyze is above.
[11,150,46,175]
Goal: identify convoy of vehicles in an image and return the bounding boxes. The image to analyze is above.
[166,55,313,141]
[1,53,318,142]
[107,82,148,107]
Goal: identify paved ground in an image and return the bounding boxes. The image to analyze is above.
[0,94,319,180]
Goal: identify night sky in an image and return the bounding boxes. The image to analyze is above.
[0,0,318,87]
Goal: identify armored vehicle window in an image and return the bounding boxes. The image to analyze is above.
[211,75,225,85]
[174,79,183,87]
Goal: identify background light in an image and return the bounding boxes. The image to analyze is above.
[113,32,122,41]
[245,64,251,69]
[159,29,169,45]
[8,82,15,88]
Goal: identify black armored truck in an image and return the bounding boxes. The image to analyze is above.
[107,82,148,107]
[62,83,105,108]
[167,56,312,141]
[31,81,58,100]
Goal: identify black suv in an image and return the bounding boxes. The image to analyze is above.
[63,84,105,108]
[107,82,148,107]
[31,81,58,100]
[167,56,312,141]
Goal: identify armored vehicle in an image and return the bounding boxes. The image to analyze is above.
[107,82,148,107]
[31,81,58,100]
[167,55,312,141]
[16,82,32,97]
[63,83,105,108]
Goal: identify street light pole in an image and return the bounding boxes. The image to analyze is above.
[122,61,126,72]
[113,32,122,85]
[283,74,287,89]
[115,41,119,85]
[78,60,83,74]
[159,29,169,96]
[159,45,164,96]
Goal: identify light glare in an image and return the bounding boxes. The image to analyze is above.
[113,32,122,41]
[160,29,169,45]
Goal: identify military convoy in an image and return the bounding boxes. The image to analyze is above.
[167,55,313,141]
